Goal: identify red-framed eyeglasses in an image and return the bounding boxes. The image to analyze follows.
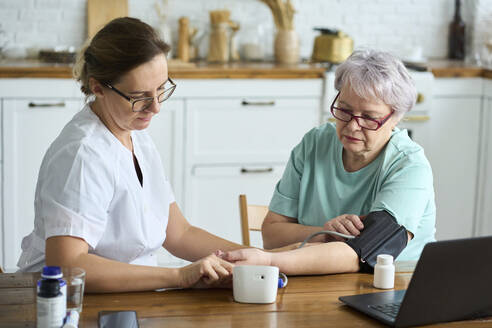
[330,92,394,131]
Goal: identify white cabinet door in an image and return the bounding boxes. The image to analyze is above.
[184,95,320,251]
[186,165,285,248]
[429,97,481,240]
[476,81,492,236]
[2,99,83,272]
[186,98,319,164]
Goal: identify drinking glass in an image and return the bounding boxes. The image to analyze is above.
[62,267,86,313]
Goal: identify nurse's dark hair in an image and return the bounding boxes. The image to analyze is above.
[73,17,171,96]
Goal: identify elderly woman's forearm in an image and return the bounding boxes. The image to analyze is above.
[262,222,325,249]
[270,242,360,275]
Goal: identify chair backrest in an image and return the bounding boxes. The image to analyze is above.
[239,194,269,246]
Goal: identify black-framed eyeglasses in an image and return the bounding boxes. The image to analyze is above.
[106,77,177,112]
[330,92,394,131]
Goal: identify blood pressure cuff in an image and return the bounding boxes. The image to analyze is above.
[346,210,408,273]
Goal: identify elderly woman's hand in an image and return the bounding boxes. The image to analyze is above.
[216,248,272,266]
[178,253,234,288]
[323,214,366,241]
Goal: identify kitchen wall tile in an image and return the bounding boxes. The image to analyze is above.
[35,0,62,9]
[15,31,57,47]
[0,9,19,22]
[19,8,60,22]
[0,0,35,9]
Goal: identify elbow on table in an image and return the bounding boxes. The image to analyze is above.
[261,221,279,250]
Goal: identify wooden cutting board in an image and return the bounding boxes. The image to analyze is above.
[87,0,128,38]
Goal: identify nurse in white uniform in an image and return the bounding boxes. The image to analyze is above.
[17,17,245,292]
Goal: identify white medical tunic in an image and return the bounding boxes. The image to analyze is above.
[17,104,175,272]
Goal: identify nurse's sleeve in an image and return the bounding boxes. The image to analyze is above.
[39,144,114,249]
[269,129,313,218]
[370,158,434,235]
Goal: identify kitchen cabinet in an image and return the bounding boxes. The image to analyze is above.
[1,71,490,269]
[430,78,483,240]
[2,98,84,272]
[0,77,323,270]
[0,100,186,272]
[187,165,285,247]
[476,79,492,237]
[0,97,185,271]
[0,78,186,271]
[182,81,322,249]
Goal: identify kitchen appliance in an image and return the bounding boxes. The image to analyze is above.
[311,28,353,64]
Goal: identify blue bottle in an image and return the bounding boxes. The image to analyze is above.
[37,275,66,327]
[38,266,67,316]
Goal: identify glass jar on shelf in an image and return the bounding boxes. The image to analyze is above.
[239,24,267,62]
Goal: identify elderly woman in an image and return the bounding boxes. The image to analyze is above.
[17,17,246,292]
[221,50,436,274]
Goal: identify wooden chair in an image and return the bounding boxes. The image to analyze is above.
[239,194,269,246]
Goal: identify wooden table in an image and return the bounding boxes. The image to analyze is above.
[1,272,491,327]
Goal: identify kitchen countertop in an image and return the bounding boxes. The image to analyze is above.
[0,58,491,79]
[0,59,326,79]
[426,59,492,78]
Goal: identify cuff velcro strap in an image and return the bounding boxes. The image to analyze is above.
[346,210,408,273]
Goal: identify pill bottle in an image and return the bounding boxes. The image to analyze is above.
[38,266,67,312]
[37,278,66,328]
[373,254,395,289]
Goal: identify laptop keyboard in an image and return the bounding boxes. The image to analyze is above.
[369,302,402,318]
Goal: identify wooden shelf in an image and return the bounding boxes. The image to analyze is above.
[0,59,326,79]
[1,58,490,79]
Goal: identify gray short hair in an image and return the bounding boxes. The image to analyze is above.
[334,49,417,118]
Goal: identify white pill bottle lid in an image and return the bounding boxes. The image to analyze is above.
[377,254,394,265]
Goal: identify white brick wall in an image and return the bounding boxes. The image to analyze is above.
[0,0,490,61]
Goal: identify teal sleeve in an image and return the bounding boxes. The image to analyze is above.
[269,130,311,219]
[370,159,434,235]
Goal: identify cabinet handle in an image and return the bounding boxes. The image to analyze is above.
[416,93,424,104]
[241,167,274,174]
[241,100,275,106]
[328,118,336,123]
[28,102,66,108]
[403,115,430,122]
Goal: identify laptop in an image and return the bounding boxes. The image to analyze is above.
[339,236,492,327]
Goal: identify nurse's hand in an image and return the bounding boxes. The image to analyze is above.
[178,254,234,288]
[323,214,366,241]
[218,248,272,266]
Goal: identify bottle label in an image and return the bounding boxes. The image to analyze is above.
[38,278,67,315]
[37,295,65,328]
